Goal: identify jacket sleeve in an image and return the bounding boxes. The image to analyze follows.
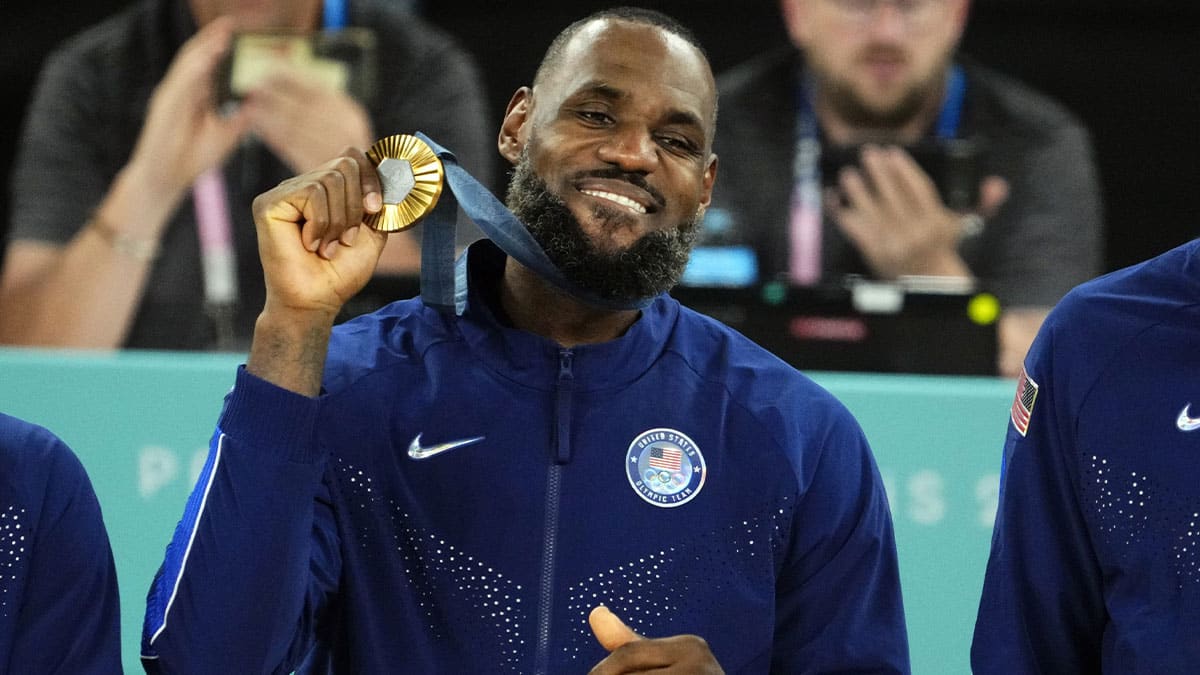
[772,404,910,674]
[5,431,121,674]
[971,326,1106,672]
[141,367,341,674]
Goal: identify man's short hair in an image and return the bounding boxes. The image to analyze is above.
[533,7,710,88]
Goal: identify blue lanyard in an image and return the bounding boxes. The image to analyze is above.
[413,133,657,315]
[323,0,347,30]
[933,65,966,139]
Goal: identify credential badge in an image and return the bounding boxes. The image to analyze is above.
[625,428,706,508]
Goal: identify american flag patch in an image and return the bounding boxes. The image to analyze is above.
[648,446,683,472]
[1010,366,1039,436]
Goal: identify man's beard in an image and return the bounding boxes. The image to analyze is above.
[814,50,946,132]
[505,151,699,304]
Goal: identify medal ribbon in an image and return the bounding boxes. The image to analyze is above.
[411,132,655,315]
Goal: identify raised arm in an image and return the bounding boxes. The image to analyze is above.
[142,150,386,672]
[244,148,387,394]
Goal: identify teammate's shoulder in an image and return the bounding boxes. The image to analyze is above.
[1025,238,1200,394]
[0,413,88,504]
[1051,238,1200,334]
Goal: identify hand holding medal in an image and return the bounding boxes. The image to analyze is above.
[250,134,451,323]
[359,131,656,315]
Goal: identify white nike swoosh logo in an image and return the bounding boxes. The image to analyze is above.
[1177,404,1200,432]
[407,433,485,460]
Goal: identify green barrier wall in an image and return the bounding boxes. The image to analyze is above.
[0,348,1013,674]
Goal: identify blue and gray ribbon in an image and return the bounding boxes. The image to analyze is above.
[414,132,654,315]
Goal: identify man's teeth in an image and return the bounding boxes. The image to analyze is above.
[581,189,647,214]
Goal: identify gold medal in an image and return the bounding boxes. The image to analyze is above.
[364,134,444,232]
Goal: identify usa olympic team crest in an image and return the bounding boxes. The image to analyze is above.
[625,428,706,508]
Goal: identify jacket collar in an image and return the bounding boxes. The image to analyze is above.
[452,241,678,391]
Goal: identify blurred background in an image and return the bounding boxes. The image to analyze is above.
[3,0,1197,275]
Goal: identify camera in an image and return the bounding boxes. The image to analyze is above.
[820,137,987,211]
[216,28,378,107]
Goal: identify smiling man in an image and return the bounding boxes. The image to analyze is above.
[499,17,714,317]
[141,8,909,674]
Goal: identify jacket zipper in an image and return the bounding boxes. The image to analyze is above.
[534,349,574,673]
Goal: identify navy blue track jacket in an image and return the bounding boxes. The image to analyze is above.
[143,242,908,673]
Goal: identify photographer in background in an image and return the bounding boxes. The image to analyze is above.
[0,0,491,351]
[707,0,1102,377]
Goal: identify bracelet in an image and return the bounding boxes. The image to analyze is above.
[89,216,159,263]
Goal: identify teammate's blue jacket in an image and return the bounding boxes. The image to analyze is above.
[0,412,121,674]
[974,237,1200,671]
[143,242,909,674]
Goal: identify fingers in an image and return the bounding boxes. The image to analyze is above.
[857,146,910,214]
[333,149,382,248]
[835,165,877,224]
[881,146,940,211]
[317,168,349,258]
[242,70,373,172]
[254,149,382,259]
[589,606,641,652]
[253,66,328,100]
[825,184,876,254]
[587,607,722,674]
[588,634,720,675]
[349,147,384,215]
[159,16,235,105]
[242,69,313,131]
[849,145,938,216]
[307,153,379,258]
[131,15,245,193]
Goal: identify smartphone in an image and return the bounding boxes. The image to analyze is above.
[216,28,378,107]
[820,137,986,211]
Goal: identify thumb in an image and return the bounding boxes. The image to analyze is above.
[589,605,641,652]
